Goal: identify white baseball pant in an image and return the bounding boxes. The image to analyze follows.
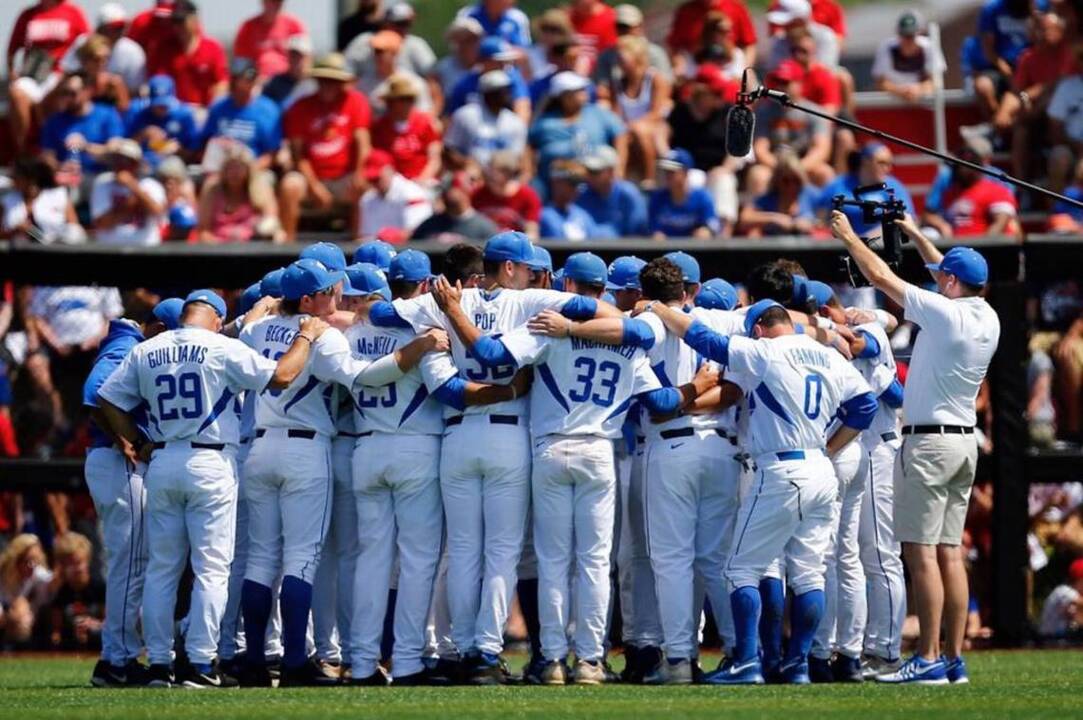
[425,547,456,661]
[142,444,237,666]
[617,437,662,648]
[85,447,147,667]
[440,417,530,656]
[859,437,906,661]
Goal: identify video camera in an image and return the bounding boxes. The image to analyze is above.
[833,184,908,287]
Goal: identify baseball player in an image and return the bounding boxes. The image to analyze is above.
[353,239,397,272]
[96,290,325,688]
[238,258,448,687]
[694,279,740,311]
[526,246,553,289]
[368,231,620,683]
[646,298,877,685]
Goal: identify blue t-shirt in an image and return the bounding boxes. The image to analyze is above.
[461,4,532,46]
[649,187,720,237]
[815,173,915,237]
[754,186,819,234]
[575,180,648,237]
[446,67,530,116]
[40,103,125,173]
[540,203,600,240]
[529,105,624,182]
[200,94,282,157]
[1053,185,1083,221]
[126,104,200,156]
[978,0,1048,67]
[529,72,598,108]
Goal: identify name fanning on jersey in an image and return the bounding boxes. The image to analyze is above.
[146,344,208,368]
[355,335,399,357]
[264,324,298,345]
[786,346,830,369]
[570,336,637,359]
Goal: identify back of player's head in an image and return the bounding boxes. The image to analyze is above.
[746,263,795,304]
[744,299,792,336]
[443,242,484,286]
[774,258,808,279]
[639,257,685,304]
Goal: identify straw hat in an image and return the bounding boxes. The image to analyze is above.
[380,73,419,100]
[309,52,354,82]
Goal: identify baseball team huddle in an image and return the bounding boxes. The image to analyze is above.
[82,209,1000,691]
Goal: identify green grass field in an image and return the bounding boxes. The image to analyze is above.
[1,651,1080,719]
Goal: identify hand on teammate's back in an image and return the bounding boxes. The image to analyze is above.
[298,316,331,341]
[692,362,721,395]
[419,328,451,353]
[526,309,571,338]
[431,276,463,312]
[510,366,533,398]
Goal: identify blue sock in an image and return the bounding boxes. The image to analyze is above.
[730,586,761,664]
[758,577,785,670]
[785,589,825,665]
[240,580,272,665]
[280,575,313,669]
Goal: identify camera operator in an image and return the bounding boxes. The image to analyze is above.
[830,210,1000,685]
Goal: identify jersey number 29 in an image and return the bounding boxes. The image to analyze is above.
[155,372,203,421]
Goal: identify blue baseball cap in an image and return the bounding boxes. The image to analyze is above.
[238,283,262,315]
[695,278,738,311]
[260,268,286,299]
[153,297,184,330]
[527,246,553,272]
[388,249,432,282]
[805,280,835,309]
[479,36,517,61]
[300,242,347,272]
[281,258,346,301]
[744,299,785,336]
[791,274,809,307]
[606,255,647,290]
[926,246,989,286]
[552,268,565,291]
[664,251,701,284]
[184,289,227,319]
[344,262,391,300]
[483,230,534,264]
[352,240,396,272]
[658,147,694,172]
[563,252,608,286]
[148,74,178,110]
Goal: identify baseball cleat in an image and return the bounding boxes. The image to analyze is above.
[601,659,621,684]
[572,659,606,686]
[876,654,949,685]
[945,656,970,684]
[522,653,547,685]
[831,654,864,683]
[90,660,128,688]
[779,659,811,685]
[703,657,765,685]
[278,657,342,687]
[236,663,274,688]
[178,663,239,689]
[146,664,175,688]
[540,660,567,685]
[422,657,463,685]
[861,654,901,679]
[809,656,833,683]
[466,652,511,685]
[642,658,692,685]
[619,646,641,683]
[392,668,443,686]
[345,667,391,687]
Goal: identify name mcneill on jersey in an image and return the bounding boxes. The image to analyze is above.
[354,335,399,357]
[145,344,209,369]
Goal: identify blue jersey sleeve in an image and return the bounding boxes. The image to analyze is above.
[879,378,904,408]
[684,320,730,365]
[432,376,468,411]
[561,296,598,320]
[369,301,413,328]
[855,329,881,359]
[622,318,656,350]
[839,391,878,430]
[471,335,517,368]
[639,386,681,415]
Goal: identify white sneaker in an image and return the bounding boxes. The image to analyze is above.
[573,659,606,685]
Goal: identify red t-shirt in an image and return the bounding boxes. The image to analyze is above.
[285,89,372,180]
[370,110,440,180]
[7,1,89,68]
[768,0,847,38]
[943,178,1017,236]
[127,5,173,56]
[667,0,757,52]
[147,34,228,107]
[233,12,307,79]
[1014,43,1078,92]
[472,184,542,231]
[571,3,618,56]
[802,62,841,109]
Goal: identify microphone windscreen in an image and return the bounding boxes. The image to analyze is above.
[725,104,756,158]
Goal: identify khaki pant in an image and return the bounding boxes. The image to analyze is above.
[894,433,979,545]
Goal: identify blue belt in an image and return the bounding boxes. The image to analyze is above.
[776,450,806,461]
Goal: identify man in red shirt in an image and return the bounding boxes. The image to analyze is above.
[146,0,227,108]
[788,35,840,112]
[280,52,372,240]
[666,0,757,68]
[924,140,1019,238]
[568,0,618,66]
[127,1,175,58]
[233,0,308,80]
[471,149,542,237]
[370,74,442,184]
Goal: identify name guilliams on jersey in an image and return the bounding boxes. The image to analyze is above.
[145,344,208,369]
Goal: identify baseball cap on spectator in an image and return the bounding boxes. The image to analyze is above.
[153,297,185,330]
[550,160,585,182]
[345,262,391,300]
[657,148,694,172]
[527,246,553,272]
[184,289,227,318]
[479,69,513,93]
[766,0,812,25]
[364,149,395,182]
[389,249,432,282]
[261,268,286,298]
[371,29,404,53]
[230,57,258,81]
[153,0,175,19]
[550,71,590,96]
[664,251,701,284]
[446,16,484,40]
[897,10,922,37]
[353,241,397,271]
[300,242,347,272]
[287,34,313,55]
[310,53,355,82]
[582,145,619,172]
[769,59,806,86]
[563,252,608,286]
[238,284,262,315]
[484,230,535,264]
[156,155,187,181]
[744,299,785,335]
[148,74,179,110]
[615,4,644,27]
[282,258,347,300]
[606,255,647,290]
[480,37,518,62]
[105,138,144,165]
[380,73,419,100]
[172,0,198,21]
[695,278,739,310]
[98,3,128,27]
[386,2,416,23]
[960,134,993,162]
[376,227,408,245]
[925,246,989,287]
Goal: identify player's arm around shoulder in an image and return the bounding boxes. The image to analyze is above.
[256,316,330,391]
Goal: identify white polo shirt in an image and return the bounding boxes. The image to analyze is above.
[901,283,1000,427]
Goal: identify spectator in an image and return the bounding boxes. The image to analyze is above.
[472,150,543,236]
[789,29,842,113]
[42,532,104,652]
[196,143,283,243]
[156,156,198,240]
[370,74,442,183]
[526,8,579,79]
[343,3,437,86]
[575,145,648,236]
[432,17,485,101]
[688,11,750,81]
[0,157,85,244]
[338,0,385,51]
[1027,332,1059,445]
[446,37,532,121]
[815,143,915,238]
[540,160,598,239]
[739,149,817,236]
[1038,558,1083,637]
[233,0,308,80]
[1048,158,1083,232]
[200,58,282,171]
[60,3,147,94]
[666,0,758,74]
[609,36,672,182]
[6,0,91,151]
[444,70,528,170]
[126,75,200,166]
[921,137,1020,237]
[90,139,167,247]
[1043,47,1083,192]
[975,0,1040,119]
[280,53,372,240]
[767,0,847,39]
[873,11,945,102]
[592,4,673,89]
[11,348,68,459]
[126,0,176,59]
[0,534,53,647]
[766,0,839,72]
[263,34,315,109]
[145,0,228,109]
[1053,310,1083,444]
[358,149,433,239]
[529,71,627,184]
[65,34,130,114]
[412,171,499,240]
[648,148,720,238]
[568,0,619,61]
[355,30,434,115]
[528,36,594,109]
[39,71,125,180]
[459,0,533,48]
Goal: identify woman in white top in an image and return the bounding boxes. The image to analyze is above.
[679,11,747,81]
[0,157,85,244]
[611,36,671,184]
[0,534,55,646]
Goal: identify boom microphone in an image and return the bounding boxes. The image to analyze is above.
[725,69,759,158]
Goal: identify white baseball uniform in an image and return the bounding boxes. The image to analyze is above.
[98,326,278,666]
